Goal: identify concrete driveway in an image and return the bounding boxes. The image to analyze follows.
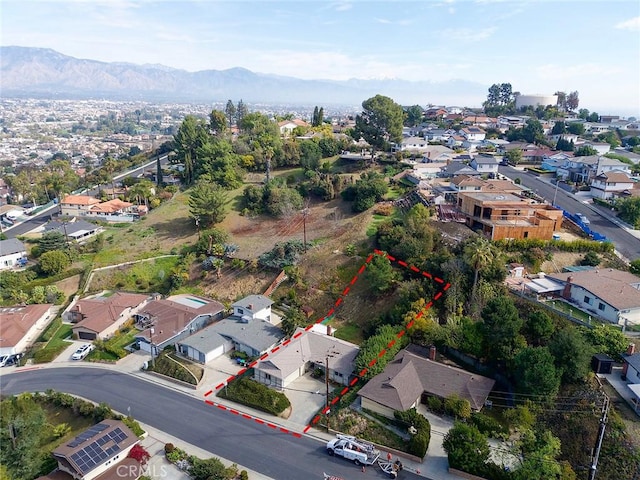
[282,373,327,426]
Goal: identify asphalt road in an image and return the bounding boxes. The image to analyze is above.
[0,368,416,480]
[5,155,168,238]
[499,166,640,261]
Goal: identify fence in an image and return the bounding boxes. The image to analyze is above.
[562,210,608,242]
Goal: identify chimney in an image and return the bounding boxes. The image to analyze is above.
[327,324,332,336]
[562,276,573,299]
[628,343,636,356]
[429,345,437,361]
[76,304,81,312]
[248,304,254,310]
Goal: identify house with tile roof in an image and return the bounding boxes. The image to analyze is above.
[590,170,635,199]
[547,269,640,325]
[253,326,359,390]
[67,292,153,341]
[60,195,101,217]
[0,304,55,356]
[358,346,495,419]
[87,199,133,217]
[41,419,140,480]
[0,238,27,270]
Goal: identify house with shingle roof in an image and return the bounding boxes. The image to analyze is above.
[590,170,634,199]
[253,326,359,390]
[134,294,225,355]
[42,419,140,480]
[0,238,27,270]
[470,155,499,175]
[67,292,153,341]
[358,346,495,419]
[547,269,640,325]
[44,218,102,243]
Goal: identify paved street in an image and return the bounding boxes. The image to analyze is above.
[0,367,429,480]
[499,166,640,261]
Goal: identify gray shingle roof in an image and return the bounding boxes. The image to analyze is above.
[0,238,26,256]
[180,315,284,355]
[232,294,273,311]
[358,348,495,411]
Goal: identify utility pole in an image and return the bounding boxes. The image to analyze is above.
[589,394,610,480]
[149,327,155,369]
[302,208,309,251]
[325,355,330,432]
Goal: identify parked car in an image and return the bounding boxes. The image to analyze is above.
[71,343,94,360]
[0,353,21,367]
[575,213,591,225]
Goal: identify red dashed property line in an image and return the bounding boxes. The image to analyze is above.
[203,250,450,440]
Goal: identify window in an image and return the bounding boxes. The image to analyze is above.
[523,232,529,238]
[237,308,243,314]
[598,303,605,311]
[584,296,592,305]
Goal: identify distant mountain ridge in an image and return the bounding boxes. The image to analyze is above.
[0,46,487,106]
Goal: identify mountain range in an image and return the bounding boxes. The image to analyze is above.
[0,46,487,107]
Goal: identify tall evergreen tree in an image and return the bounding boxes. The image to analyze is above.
[224,100,236,127]
[236,99,248,124]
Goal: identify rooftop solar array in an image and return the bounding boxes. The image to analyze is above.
[67,423,109,448]
[68,427,129,474]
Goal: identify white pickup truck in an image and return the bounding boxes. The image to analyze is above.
[326,434,380,466]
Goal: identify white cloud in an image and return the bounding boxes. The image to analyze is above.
[332,1,352,12]
[438,27,496,41]
[615,16,640,31]
[535,63,625,80]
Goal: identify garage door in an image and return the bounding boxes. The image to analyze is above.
[78,331,97,340]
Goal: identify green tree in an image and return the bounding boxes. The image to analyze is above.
[481,295,525,364]
[581,324,628,359]
[566,91,579,111]
[174,115,209,185]
[580,251,600,266]
[505,149,523,165]
[513,346,561,398]
[567,122,585,135]
[405,105,424,127]
[363,252,398,293]
[224,100,237,127]
[236,99,248,124]
[630,259,640,275]
[39,250,70,276]
[512,429,563,480]
[188,181,228,227]
[0,394,47,480]
[551,121,566,135]
[524,310,555,346]
[522,118,545,143]
[443,422,490,474]
[354,95,404,157]
[354,324,407,380]
[617,197,640,228]
[548,328,593,383]
[281,307,307,337]
[574,145,598,157]
[38,231,67,253]
[299,140,322,171]
[208,110,228,136]
[463,236,496,307]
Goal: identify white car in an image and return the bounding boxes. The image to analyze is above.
[575,213,590,225]
[71,343,94,360]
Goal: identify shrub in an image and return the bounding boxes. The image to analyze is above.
[240,471,249,480]
[470,413,508,439]
[122,416,145,437]
[444,394,471,420]
[394,408,431,458]
[426,396,444,414]
[217,377,291,416]
[164,443,175,454]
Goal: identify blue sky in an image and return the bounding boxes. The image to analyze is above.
[2,0,639,116]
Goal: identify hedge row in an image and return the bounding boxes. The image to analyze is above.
[217,377,291,416]
[495,238,614,253]
[394,408,431,458]
[151,353,198,385]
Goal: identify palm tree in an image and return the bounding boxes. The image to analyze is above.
[463,236,495,307]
